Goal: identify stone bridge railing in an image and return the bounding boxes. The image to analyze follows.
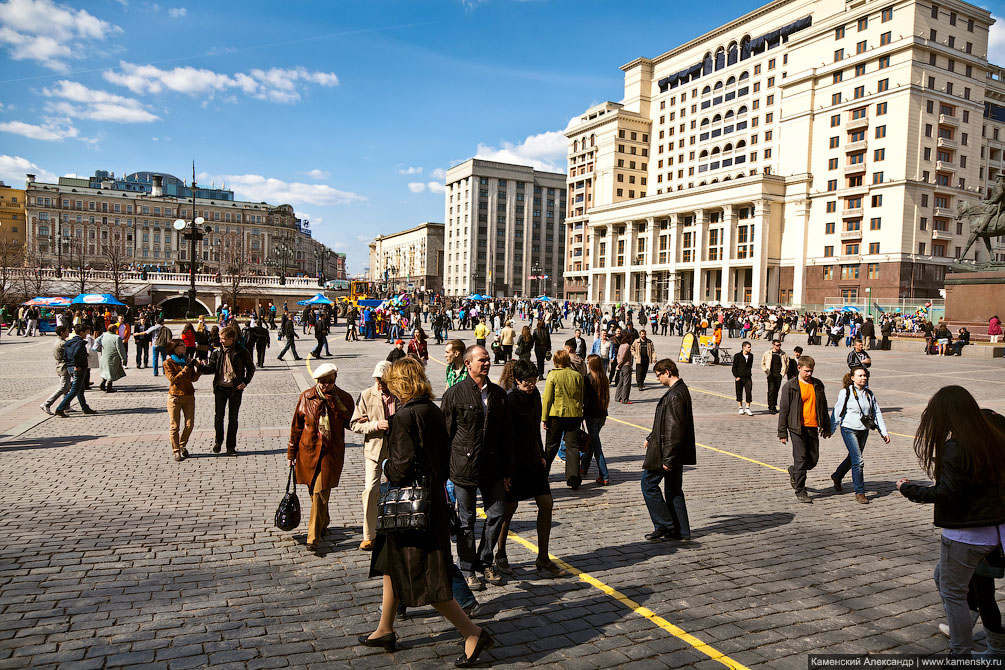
[15,268,323,289]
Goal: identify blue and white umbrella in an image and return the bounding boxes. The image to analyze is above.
[70,293,126,306]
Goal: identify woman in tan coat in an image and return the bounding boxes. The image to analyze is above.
[349,360,396,551]
[163,338,201,462]
[286,362,354,552]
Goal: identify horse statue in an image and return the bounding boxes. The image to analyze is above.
[956,174,1005,261]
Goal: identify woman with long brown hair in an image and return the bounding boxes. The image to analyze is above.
[582,354,612,485]
[406,327,429,365]
[516,325,534,363]
[532,319,551,380]
[362,357,495,666]
[897,386,1005,657]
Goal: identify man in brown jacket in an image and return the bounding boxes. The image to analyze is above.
[350,361,396,551]
[287,362,354,552]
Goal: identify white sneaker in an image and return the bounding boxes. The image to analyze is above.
[40,404,52,415]
[738,408,745,415]
[744,408,753,416]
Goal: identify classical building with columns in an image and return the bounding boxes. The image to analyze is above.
[368,222,445,293]
[564,0,1005,307]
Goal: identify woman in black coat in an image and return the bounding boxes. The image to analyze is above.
[362,357,495,666]
[532,319,552,381]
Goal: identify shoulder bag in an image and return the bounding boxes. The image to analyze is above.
[274,465,301,531]
[376,424,432,533]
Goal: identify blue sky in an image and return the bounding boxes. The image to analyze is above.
[1,0,1003,275]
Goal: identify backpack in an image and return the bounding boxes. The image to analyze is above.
[154,326,171,348]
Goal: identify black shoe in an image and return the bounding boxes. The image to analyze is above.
[358,632,397,652]
[665,532,692,541]
[455,629,495,668]
[796,491,813,504]
[769,408,778,414]
[568,477,581,491]
[81,408,96,414]
[226,449,237,457]
[212,444,221,453]
[181,449,190,458]
[831,475,843,493]
[787,465,797,490]
[645,529,668,542]
[54,410,68,418]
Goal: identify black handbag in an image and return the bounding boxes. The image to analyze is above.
[274,465,301,531]
[377,463,432,534]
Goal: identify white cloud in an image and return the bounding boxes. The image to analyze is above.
[407,182,426,193]
[295,211,323,227]
[104,61,339,104]
[223,174,364,207]
[430,167,446,179]
[0,0,121,72]
[167,7,185,18]
[990,16,1005,65]
[306,168,328,180]
[0,155,57,184]
[0,118,78,141]
[398,166,422,175]
[475,130,567,172]
[43,80,159,123]
[427,182,445,194]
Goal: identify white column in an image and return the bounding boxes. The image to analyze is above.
[627,221,638,303]
[667,213,679,303]
[721,205,735,304]
[644,216,655,303]
[791,198,810,308]
[603,224,613,305]
[694,209,707,304]
[751,200,770,306]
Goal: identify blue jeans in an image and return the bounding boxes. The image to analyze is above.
[833,427,869,494]
[454,480,506,577]
[582,417,609,480]
[641,466,690,537]
[152,346,166,376]
[936,536,997,656]
[55,368,90,412]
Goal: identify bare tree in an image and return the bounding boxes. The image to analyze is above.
[220,239,256,311]
[64,237,89,296]
[100,233,129,299]
[0,240,25,308]
[19,240,49,302]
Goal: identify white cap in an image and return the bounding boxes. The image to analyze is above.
[373,361,391,379]
[310,362,338,379]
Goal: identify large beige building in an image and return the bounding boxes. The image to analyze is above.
[0,182,26,251]
[23,172,340,278]
[564,0,1005,306]
[368,222,445,292]
[444,159,567,297]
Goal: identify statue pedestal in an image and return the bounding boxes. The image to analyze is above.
[944,270,1005,336]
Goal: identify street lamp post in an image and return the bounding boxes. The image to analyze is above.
[172,164,211,318]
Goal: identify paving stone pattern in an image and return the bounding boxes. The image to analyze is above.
[1,321,1003,669]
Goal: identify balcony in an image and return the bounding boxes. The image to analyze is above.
[938,113,959,127]
[842,207,864,218]
[846,116,869,132]
[932,229,953,240]
[934,206,955,218]
[936,160,956,173]
[846,139,868,152]
[840,229,863,240]
[843,162,867,176]
[837,254,862,263]
[937,136,957,149]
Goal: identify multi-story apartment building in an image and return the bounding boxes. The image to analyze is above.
[445,159,567,298]
[23,171,342,279]
[564,0,1005,307]
[0,182,26,250]
[368,222,445,292]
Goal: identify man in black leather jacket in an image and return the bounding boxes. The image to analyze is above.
[197,326,255,455]
[642,359,696,542]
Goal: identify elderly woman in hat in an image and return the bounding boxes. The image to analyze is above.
[287,362,354,552]
[350,360,396,551]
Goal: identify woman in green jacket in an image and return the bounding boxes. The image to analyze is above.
[542,349,585,490]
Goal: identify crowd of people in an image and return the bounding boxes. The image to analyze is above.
[9,292,1005,663]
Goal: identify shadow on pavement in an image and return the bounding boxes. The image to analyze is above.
[0,434,101,452]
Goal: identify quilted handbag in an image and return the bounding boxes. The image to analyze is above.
[274,465,301,531]
[376,475,432,534]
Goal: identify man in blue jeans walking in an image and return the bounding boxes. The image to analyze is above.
[54,324,97,418]
[641,358,695,542]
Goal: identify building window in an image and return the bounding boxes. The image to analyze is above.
[823,265,834,280]
[831,114,840,127]
[870,217,881,230]
[868,262,879,279]
[877,78,889,92]
[828,158,839,170]
[830,136,839,148]
[858,16,868,31]
[825,222,835,234]
[874,148,885,161]
[875,125,886,138]
[835,26,845,39]
[824,246,834,258]
[882,6,893,21]
[827,179,838,191]
[832,92,842,105]
[855,63,866,77]
[844,243,860,255]
[834,49,844,62]
[841,265,860,280]
[856,40,867,54]
[880,32,891,46]
[876,102,887,115]
[826,201,837,213]
[869,242,880,254]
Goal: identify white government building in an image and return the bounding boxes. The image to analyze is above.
[563,0,1005,307]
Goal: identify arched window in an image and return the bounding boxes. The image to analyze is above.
[711,146,721,155]
[700,118,710,127]
[711,178,719,184]
[703,52,713,76]
[736,172,746,178]
[715,47,725,70]
[725,110,735,120]
[702,85,711,96]
[590,133,596,147]
[722,175,731,181]
[699,181,707,186]
[737,105,748,115]
[726,76,736,87]
[727,42,739,66]
[714,81,723,92]
[573,140,579,152]
[712,114,722,123]
[740,35,752,60]
[739,70,750,81]
[724,142,733,152]
[736,139,747,149]
[699,149,709,158]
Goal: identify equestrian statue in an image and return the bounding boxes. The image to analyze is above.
[956,173,1005,262]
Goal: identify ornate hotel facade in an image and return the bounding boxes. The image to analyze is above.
[563,0,1005,307]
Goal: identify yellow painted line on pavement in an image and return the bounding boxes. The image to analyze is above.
[476,507,751,670]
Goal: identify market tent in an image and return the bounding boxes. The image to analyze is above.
[23,297,71,307]
[842,305,860,312]
[296,293,334,306]
[535,295,553,302]
[70,293,127,306]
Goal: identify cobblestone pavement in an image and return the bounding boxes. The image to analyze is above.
[1,322,1003,669]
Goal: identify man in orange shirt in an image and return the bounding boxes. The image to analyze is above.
[777,356,831,503]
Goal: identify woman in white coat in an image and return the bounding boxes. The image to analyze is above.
[97,323,127,392]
